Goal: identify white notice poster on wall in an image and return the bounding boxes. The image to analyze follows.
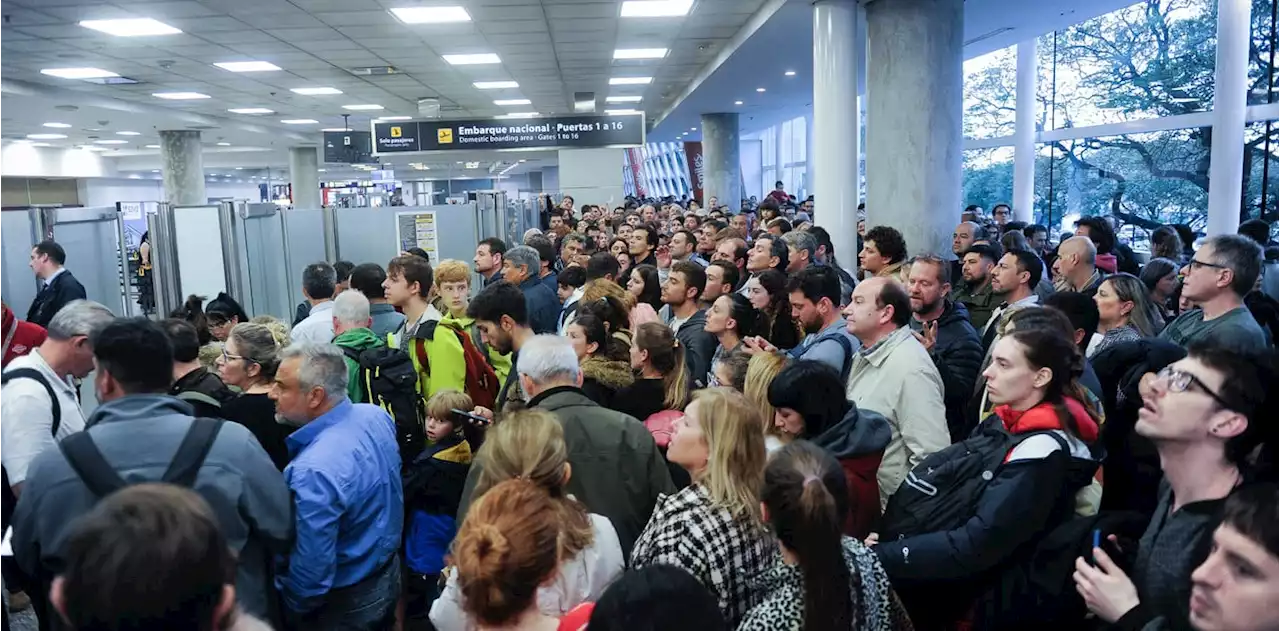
[395,210,440,260]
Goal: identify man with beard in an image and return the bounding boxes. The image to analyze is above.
[907,255,982,442]
[784,266,859,380]
[467,282,537,412]
[950,243,1002,331]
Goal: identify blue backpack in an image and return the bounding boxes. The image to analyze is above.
[789,331,855,382]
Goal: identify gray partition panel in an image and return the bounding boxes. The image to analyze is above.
[241,212,292,321]
[283,209,328,302]
[52,207,125,315]
[334,205,480,271]
[1,210,40,315]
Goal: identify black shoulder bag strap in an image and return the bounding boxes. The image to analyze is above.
[162,418,225,487]
[3,368,62,435]
[59,432,129,498]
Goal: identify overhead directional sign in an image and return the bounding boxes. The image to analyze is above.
[372,113,644,154]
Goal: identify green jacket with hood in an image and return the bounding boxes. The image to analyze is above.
[334,327,386,403]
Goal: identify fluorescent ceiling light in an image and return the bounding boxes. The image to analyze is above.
[605,109,641,115]
[214,61,282,72]
[613,48,668,59]
[756,87,766,92]
[116,131,141,136]
[474,81,519,89]
[342,104,384,110]
[609,77,652,85]
[376,116,412,121]
[153,92,211,100]
[620,0,693,17]
[94,139,128,144]
[321,127,353,132]
[291,87,342,95]
[785,70,796,76]
[605,96,643,103]
[79,18,181,36]
[494,99,532,106]
[27,133,66,140]
[235,167,243,170]
[281,119,319,124]
[41,67,118,80]
[389,6,471,24]
[228,107,274,114]
[146,144,160,149]
[497,112,539,119]
[43,122,72,128]
[217,142,232,146]
[734,100,743,105]
[443,53,500,65]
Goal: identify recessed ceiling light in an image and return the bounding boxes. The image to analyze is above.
[342,104,384,110]
[605,109,642,115]
[681,131,689,136]
[94,139,128,145]
[235,167,243,170]
[281,119,319,124]
[291,87,342,96]
[317,169,327,173]
[734,100,743,105]
[40,67,118,80]
[79,18,181,37]
[605,96,643,103]
[43,122,72,128]
[443,53,500,65]
[784,70,796,76]
[146,144,160,149]
[613,48,668,59]
[756,87,766,92]
[690,127,697,131]
[116,131,141,136]
[321,127,353,132]
[620,0,693,17]
[214,61,282,72]
[27,133,66,140]
[227,108,274,115]
[610,77,652,85]
[493,99,532,106]
[518,159,527,163]
[217,142,232,146]
[389,6,471,24]
[474,81,519,89]
[496,112,539,119]
[376,116,412,121]
[153,92,211,100]
[152,169,160,173]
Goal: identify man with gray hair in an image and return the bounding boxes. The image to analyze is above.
[781,230,818,274]
[457,334,674,557]
[1159,234,1267,348]
[291,262,339,345]
[3,299,114,497]
[331,289,388,404]
[271,342,404,629]
[500,244,560,334]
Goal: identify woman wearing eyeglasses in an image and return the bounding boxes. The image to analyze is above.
[218,322,293,470]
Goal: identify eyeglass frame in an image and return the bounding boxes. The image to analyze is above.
[220,348,257,366]
[1153,366,1236,412]
[1187,258,1230,272]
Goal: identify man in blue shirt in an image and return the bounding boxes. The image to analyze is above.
[271,342,403,630]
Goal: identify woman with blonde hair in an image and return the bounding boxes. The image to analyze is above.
[1089,272,1161,358]
[744,351,792,453]
[217,322,292,470]
[431,409,624,630]
[631,388,775,627]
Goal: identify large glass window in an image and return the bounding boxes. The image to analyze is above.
[1244,120,1280,221]
[963,46,1017,139]
[961,147,1014,210]
[1248,0,1278,106]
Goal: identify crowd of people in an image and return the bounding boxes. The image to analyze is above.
[1,194,1277,631]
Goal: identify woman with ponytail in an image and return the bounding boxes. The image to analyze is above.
[432,409,624,630]
[740,441,913,631]
[613,322,689,423]
[703,293,762,384]
[871,311,1102,629]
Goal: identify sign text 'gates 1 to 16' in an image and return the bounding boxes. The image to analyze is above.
[371,113,645,154]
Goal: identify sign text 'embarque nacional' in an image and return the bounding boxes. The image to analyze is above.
[372,114,644,154]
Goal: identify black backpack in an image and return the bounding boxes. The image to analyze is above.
[881,417,1069,540]
[341,346,426,462]
[1,368,63,531]
[59,418,225,497]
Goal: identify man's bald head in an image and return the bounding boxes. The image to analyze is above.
[1061,235,1096,265]
[1053,235,1097,285]
[952,221,980,256]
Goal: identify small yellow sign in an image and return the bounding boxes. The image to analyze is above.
[437,128,453,144]
[390,126,402,138]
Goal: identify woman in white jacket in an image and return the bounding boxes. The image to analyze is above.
[430,409,624,630]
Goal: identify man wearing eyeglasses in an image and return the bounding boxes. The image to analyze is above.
[1158,234,1267,349]
[1072,341,1276,629]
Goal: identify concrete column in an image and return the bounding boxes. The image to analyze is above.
[159,130,205,206]
[865,0,963,258]
[701,112,741,209]
[1012,38,1037,224]
[1206,0,1250,235]
[289,146,321,209]
[813,0,862,269]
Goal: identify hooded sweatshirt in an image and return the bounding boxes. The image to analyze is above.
[810,405,892,539]
[441,312,512,383]
[1095,252,1118,274]
[334,327,386,403]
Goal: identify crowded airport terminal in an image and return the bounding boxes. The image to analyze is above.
[1,0,1277,629]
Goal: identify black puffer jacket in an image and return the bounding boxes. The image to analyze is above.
[924,300,984,442]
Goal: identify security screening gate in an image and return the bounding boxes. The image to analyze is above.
[0,206,131,319]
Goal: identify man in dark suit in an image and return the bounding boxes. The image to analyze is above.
[26,240,87,328]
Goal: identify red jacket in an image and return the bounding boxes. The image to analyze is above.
[2,304,47,368]
[810,405,893,539]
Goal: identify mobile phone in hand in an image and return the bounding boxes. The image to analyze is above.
[451,408,492,426]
